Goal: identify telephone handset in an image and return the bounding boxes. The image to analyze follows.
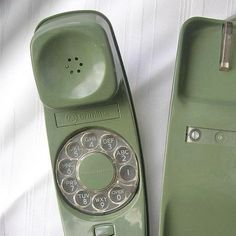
[31,11,148,236]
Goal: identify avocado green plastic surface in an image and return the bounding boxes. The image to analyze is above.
[159,17,236,236]
[31,11,148,236]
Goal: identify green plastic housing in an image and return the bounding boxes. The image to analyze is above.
[31,11,148,236]
[159,17,236,236]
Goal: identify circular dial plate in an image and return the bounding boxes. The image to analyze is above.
[56,128,139,215]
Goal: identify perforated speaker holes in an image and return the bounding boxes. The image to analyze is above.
[65,57,83,75]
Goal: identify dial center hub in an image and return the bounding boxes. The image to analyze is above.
[77,152,115,190]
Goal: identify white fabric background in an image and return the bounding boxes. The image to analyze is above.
[0,0,235,235]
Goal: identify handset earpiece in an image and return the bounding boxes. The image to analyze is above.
[31,15,117,108]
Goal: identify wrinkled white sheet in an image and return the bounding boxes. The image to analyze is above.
[0,0,235,235]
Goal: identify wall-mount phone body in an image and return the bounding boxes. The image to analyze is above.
[31,11,148,236]
[160,17,236,236]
